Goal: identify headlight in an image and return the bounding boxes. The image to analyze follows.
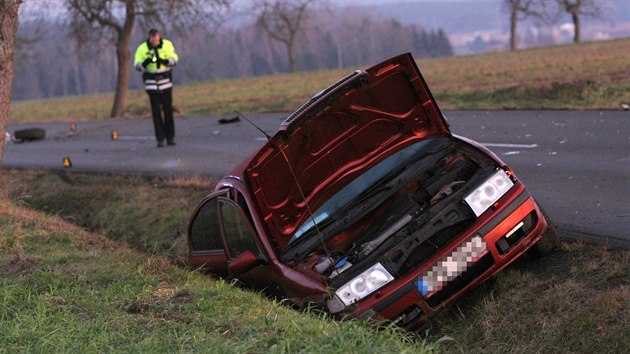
[464,169,514,217]
[334,263,394,307]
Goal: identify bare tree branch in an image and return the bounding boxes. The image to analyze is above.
[503,0,547,50]
[556,0,605,42]
[257,0,314,73]
[64,0,232,117]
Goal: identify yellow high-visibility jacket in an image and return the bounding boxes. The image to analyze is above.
[134,38,179,91]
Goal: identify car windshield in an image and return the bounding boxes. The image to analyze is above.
[291,140,435,242]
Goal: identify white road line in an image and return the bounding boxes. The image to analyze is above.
[482,143,538,149]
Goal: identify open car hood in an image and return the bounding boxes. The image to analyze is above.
[245,53,451,255]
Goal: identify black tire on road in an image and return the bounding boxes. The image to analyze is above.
[528,207,560,257]
[13,128,46,142]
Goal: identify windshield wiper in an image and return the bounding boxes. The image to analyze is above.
[294,170,400,243]
[282,160,424,262]
[282,139,451,262]
[282,184,396,262]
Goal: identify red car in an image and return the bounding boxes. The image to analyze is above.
[187,53,557,330]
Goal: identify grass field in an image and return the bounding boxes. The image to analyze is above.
[9,38,630,123]
[0,171,440,353]
[3,39,630,352]
[0,205,432,353]
[2,170,629,352]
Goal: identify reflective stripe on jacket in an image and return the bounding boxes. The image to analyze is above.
[142,71,173,91]
[134,38,178,91]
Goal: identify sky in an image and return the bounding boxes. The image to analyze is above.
[317,0,630,53]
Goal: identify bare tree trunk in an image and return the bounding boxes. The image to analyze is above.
[336,41,343,69]
[571,10,581,42]
[257,0,313,74]
[263,36,278,74]
[110,7,135,118]
[557,0,603,44]
[111,41,131,117]
[0,0,21,166]
[510,8,518,50]
[74,50,83,95]
[288,39,296,73]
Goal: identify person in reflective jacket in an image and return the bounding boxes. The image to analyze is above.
[134,29,179,147]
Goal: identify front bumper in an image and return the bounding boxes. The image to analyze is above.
[336,187,547,330]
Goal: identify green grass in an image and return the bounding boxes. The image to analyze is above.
[424,242,630,353]
[439,80,630,109]
[1,172,440,353]
[4,170,211,260]
[5,38,629,352]
[3,170,629,353]
[9,38,630,123]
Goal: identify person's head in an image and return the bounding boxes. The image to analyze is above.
[148,29,161,47]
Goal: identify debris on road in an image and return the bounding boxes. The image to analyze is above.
[13,128,46,142]
[218,116,240,124]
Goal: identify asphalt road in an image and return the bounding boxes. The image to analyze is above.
[4,110,629,248]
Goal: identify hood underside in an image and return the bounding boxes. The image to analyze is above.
[245,53,451,254]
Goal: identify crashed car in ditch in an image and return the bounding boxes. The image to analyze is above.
[187,53,558,330]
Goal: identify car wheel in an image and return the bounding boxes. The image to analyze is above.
[13,128,46,142]
[528,208,560,257]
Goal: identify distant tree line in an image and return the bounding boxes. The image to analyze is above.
[12,11,452,101]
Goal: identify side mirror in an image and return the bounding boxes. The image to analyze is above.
[228,250,264,275]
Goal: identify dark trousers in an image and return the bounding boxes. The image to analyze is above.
[147,88,174,143]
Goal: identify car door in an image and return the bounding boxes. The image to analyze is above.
[218,196,262,263]
[187,191,230,276]
[218,194,279,286]
[189,188,284,295]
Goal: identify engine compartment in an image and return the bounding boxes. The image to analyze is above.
[292,137,503,287]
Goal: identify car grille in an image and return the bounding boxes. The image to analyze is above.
[425,252,495,308]
[393,220,473,277]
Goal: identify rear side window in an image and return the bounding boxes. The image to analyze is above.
[220,201,259,258]
[189,198,224,252]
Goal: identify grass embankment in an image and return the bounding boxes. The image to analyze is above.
[1,170,436,353]
[3,170,629,352]
[9,38,630,123]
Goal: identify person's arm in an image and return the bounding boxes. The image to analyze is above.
[134,43,152,71]
[163,39,179,67]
